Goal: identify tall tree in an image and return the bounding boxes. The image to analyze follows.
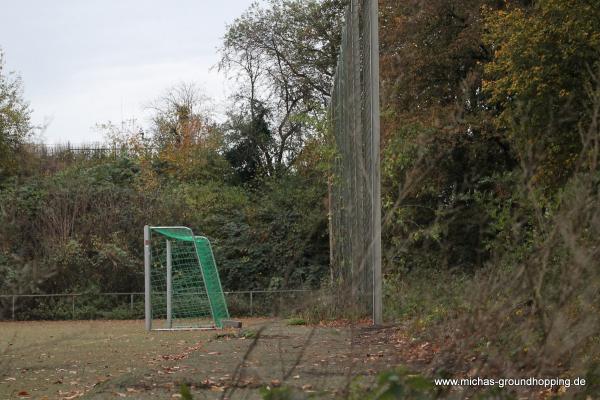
[147,83,226,181]
[0,49,32,182]
[483,0,600,186]
[220,0,346,172]
[224,102,275,182]
[380,0,491,118]
[148,82,213,150]
[378,0,519,272]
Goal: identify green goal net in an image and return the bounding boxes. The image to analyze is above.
[144,226,229,330]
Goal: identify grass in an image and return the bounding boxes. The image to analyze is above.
[240,328,258,338]
[0,320,216,399]
[383,268,471,329]
[0,318,401,399]
[286,318,306,326]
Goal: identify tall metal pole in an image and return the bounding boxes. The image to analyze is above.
[144,225,152,331]
[370,0,383,326]
[327,176,334,283]
[166,240,173,329]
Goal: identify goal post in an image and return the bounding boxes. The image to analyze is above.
[144,225,230,331]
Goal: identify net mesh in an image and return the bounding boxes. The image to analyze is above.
[329,0,381,318]
[149,227,229,329]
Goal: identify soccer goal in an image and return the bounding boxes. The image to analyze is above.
[144,226,230,331]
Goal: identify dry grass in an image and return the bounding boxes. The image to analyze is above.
[0,319,410,400]
[0,319,263,399]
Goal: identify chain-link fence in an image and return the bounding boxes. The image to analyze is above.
[329,0,382,323]
[0,290,314,321]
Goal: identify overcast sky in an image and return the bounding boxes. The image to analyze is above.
[0,1,257,144]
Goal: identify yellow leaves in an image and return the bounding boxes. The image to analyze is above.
[479,0,600,184]
[154,124,226,181]
[514,308,523,316]
[483,0,599,109]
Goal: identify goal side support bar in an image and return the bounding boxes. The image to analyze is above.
[166,240,173,329]
[145,228,174,331]
[144,225,151,331]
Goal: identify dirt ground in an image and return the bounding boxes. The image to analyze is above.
[0,319,417,400]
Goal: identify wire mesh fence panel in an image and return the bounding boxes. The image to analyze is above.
[11,296,77,320]
[25,143,136,158]
[223,292,253,316]
[330,0,381,322]
[0,290,314,321]
[246,291,308,317]
[73,293,144,319]
[1,294,144,321]
[223,291,309,317]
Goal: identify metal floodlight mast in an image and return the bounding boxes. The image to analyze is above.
[370,0,382,327]
[329,0,382,325]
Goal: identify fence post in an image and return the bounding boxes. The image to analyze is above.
[72,295,76,320]
[250,291,253,316]
[12,295,15,320]
[130,293,134,312]
[279,292,283,315]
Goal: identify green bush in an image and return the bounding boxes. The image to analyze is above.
[383,268,470,327]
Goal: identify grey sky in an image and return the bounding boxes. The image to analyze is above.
[0,1,256,144]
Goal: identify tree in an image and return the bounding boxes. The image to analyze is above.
[220,0,347,172]
[0,49,32,182]
[483,0,600,185]
[377,0,522,272]
[380,0,491,118]
[147,82,213,149]
[224,102,275,182]
[146,83,228,181]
